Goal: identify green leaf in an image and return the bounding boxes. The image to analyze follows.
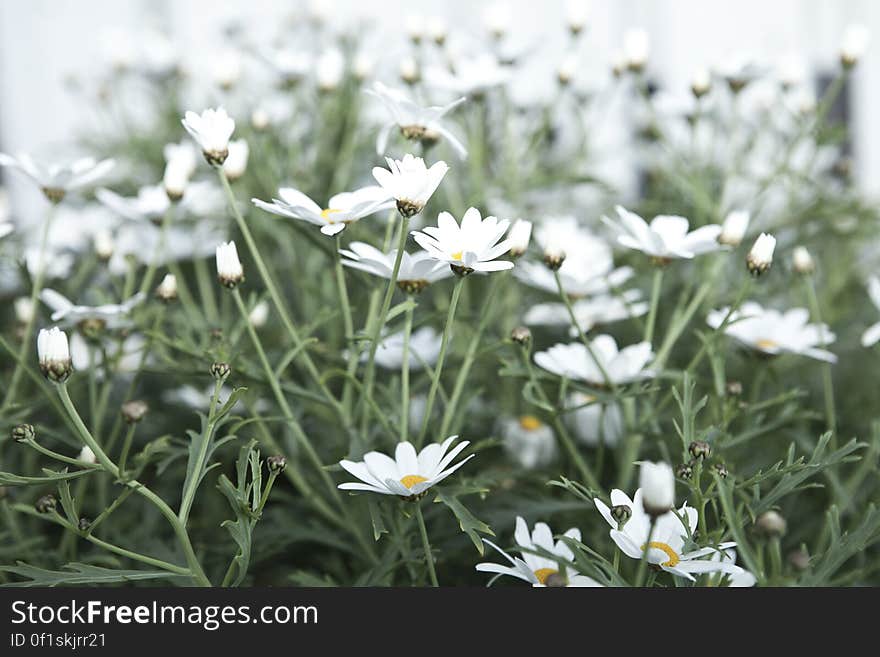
[0,562,185,587]
[434,492,494,554]
[0,468,94,487]
[217,440,262,587]
[367,498,388,541]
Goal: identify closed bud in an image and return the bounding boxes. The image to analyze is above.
[507,219,532,257]
[688,440,711,460]
[675,462,694,480]
[267,455,287,474]
[211,362,231,380]
[718,210,750,247]
[639,461,675,516]
[222,140,249,181]
[746,233,776,276]
[510,326,532,345]
[544,572,568,587]
[216,241,244,288]
[726,380,743,396]
[756,510,787,537]
[611,504,632,525]
[543,248,566,271]
[78,445,97,464]
[156,273,178,302]
[711,462,729,478]
[788,548,810,571]
[78,517,92,532]
[12,423,35,443]
[36,494,57,514]
[691,66,712,98]
[37,327,72,383]
[121,400,149,424]
[792,246,814,274]
[94,229,115,261]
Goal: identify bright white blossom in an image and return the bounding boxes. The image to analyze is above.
[523,291,648,335]
[841,25,870,67]
[163,141,198,199]
[368,326,442,370]
[339,242,451,292]
[412,207,513,274]
[534,336,654,386]
[507,219,532,256]
[639,461,675,515]
[366,82,467,159]
[252,186,393,236]
[500,416,557,469]
[595,489,745,581]
[222,140,249,181]
[96,185,169,223]
[40,289,145,329]
[0,153,115,202]
[316,49,345,92]
[182,107,236,165]
[565,0,590,35]
[216,241,244,288]
[77,445,97,464]
[718,210,750,247]
[477,517,602,587]
[623,28,650,70]
[792,246,815,274]
[372,154,449,217]
[93,229,114,260]
[249,300,270,328]
[156,274,178,302]
[707,301,837,362]
[602,206,723,260]
[746,232,776,275]
[37,327,72,382]
[338,437,473,498]
[14,297,35,324]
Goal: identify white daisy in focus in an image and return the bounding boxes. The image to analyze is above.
[252,186,393,236]
[500,415,557,470]
[366,81,468,159]
[567,393,624,448]
[181,107,236,165]
[602,205,723,261]
[594,489,744,581]
[96,185,170,224]
[338,437,473,499]
[534,336,654,386]
[0,153,115,203]
[366,326,442,370]
[523,291,648,335]
[40,289,145,331]
[476,517,602,587]
[372,154,449,217]
[339,242,452,293]
[411,207,514,275]
[707,301,837,363]
[861,277,880,347]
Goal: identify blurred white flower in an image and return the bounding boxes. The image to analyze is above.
[93,229,115,260]
[316,49,345,92]
[623,28,650,71]
[426,16,448,45]
[14,297,35,324]
[565,0,590,35]
[182,107,236,165]
[412,207,514,274]
[366,81,467,159]
[338,437,473,498]
[567,393,624,447]
[212,49,243,89]
[222,140,249,181]
[96,185,169,223]
[746,232,776,275]
[263,48,311,85]
[639,461,675,515]
[691,66,712,97]
[372,154,449,217]
[482,2,512,39]
[37,326,72,382]
[163,141,198,200]
[426,54,509,96]
[40,289,144,329]
[500,415,557,469]
[792,245,815,274]
[861,277,880,347]
[841,24,870,67]
[507,219,532,256]
[248,299,270,328]
[0,153,115,202]
[156,273,178,302]
[477,517,602,587]
[252,186,393,236]
[718,210,750,247]
[602,205,723,260]
[707,301,836,362]
[352,51,375,81]
[523,291,647,335]
[399,56,421,85]
[216,241,244,288]
[534,336,654,385]
[368,326,442,370]
[340,242,451,292]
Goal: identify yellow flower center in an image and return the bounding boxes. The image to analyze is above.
[400,474,428,489]
[451,251,463,261]
[533,568,558,585]
[519,415,543,431]
[321,208,342,223]
[641,541,680,567]
[755,338,778,350]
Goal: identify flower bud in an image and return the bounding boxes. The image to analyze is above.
[12,423,35,443]
[691,66,712,98]
[156,273,178,302]
[711,462,729,478]
[399,57,420,86]
[222,139,249,182]
[267,455,287,474]
[94,229,115,261]
[756,510,787,537]
[427,16,447,46]
[510,326,531,345]
[35,494,57,514]
[543,244,566,271]
[792,246,814,275]
[14,297,35,325]
[610,504,632,525]
[639,461,675,516]
[557,55,577,86]
[840,25,870,69]
[216,241,244,288]
[718,210,750,247]
[211,361,231,380]
[788,548,810,571]
[121,400,149,424]
[565,0,589,36]
[675,462,694,480]
[746,233,776,276]
[78,445,97,464]
[251,108,271,132]
[623,28,650,72]
[78,517,92,532]
[544,572,569,587]
[726,380,743,396]
[688,440,711,460]
[37,327,72,383]
[508,219,532,257]
[249,300,270,328]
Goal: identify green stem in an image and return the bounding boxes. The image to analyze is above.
[334,233,355,415]
[178,378,223,526]
[415,502,439,587]
[400,300,414,441]
[417,275,465,446]
[644,267,664,345]
[635,517,657,587]
[139,205,174,296]
[804,276,837,443]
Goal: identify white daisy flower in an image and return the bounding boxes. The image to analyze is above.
[372,154,449,217]
[96,185,170,224]
[426,53,509,96]
[718,210,750,247]
[261,47,311,85]
[40,289,145,330]
[338,437,473,499]
[516,217,633,297]
[0,153,115,203]
[476,517,602,587]
[595,489,744,581]
[252,186,393,237]
[500,416,557,470]
[707,301,836,363]
[181,107,236,165]
[567,393,624,448]
[339,242,452,293]
[861,277,880,347]
[534,336,654,386]
[523,291,648,335]
[367,326,442,370]
[602,205,723,261]
[411,207,514,275]
[367,81,468,159]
